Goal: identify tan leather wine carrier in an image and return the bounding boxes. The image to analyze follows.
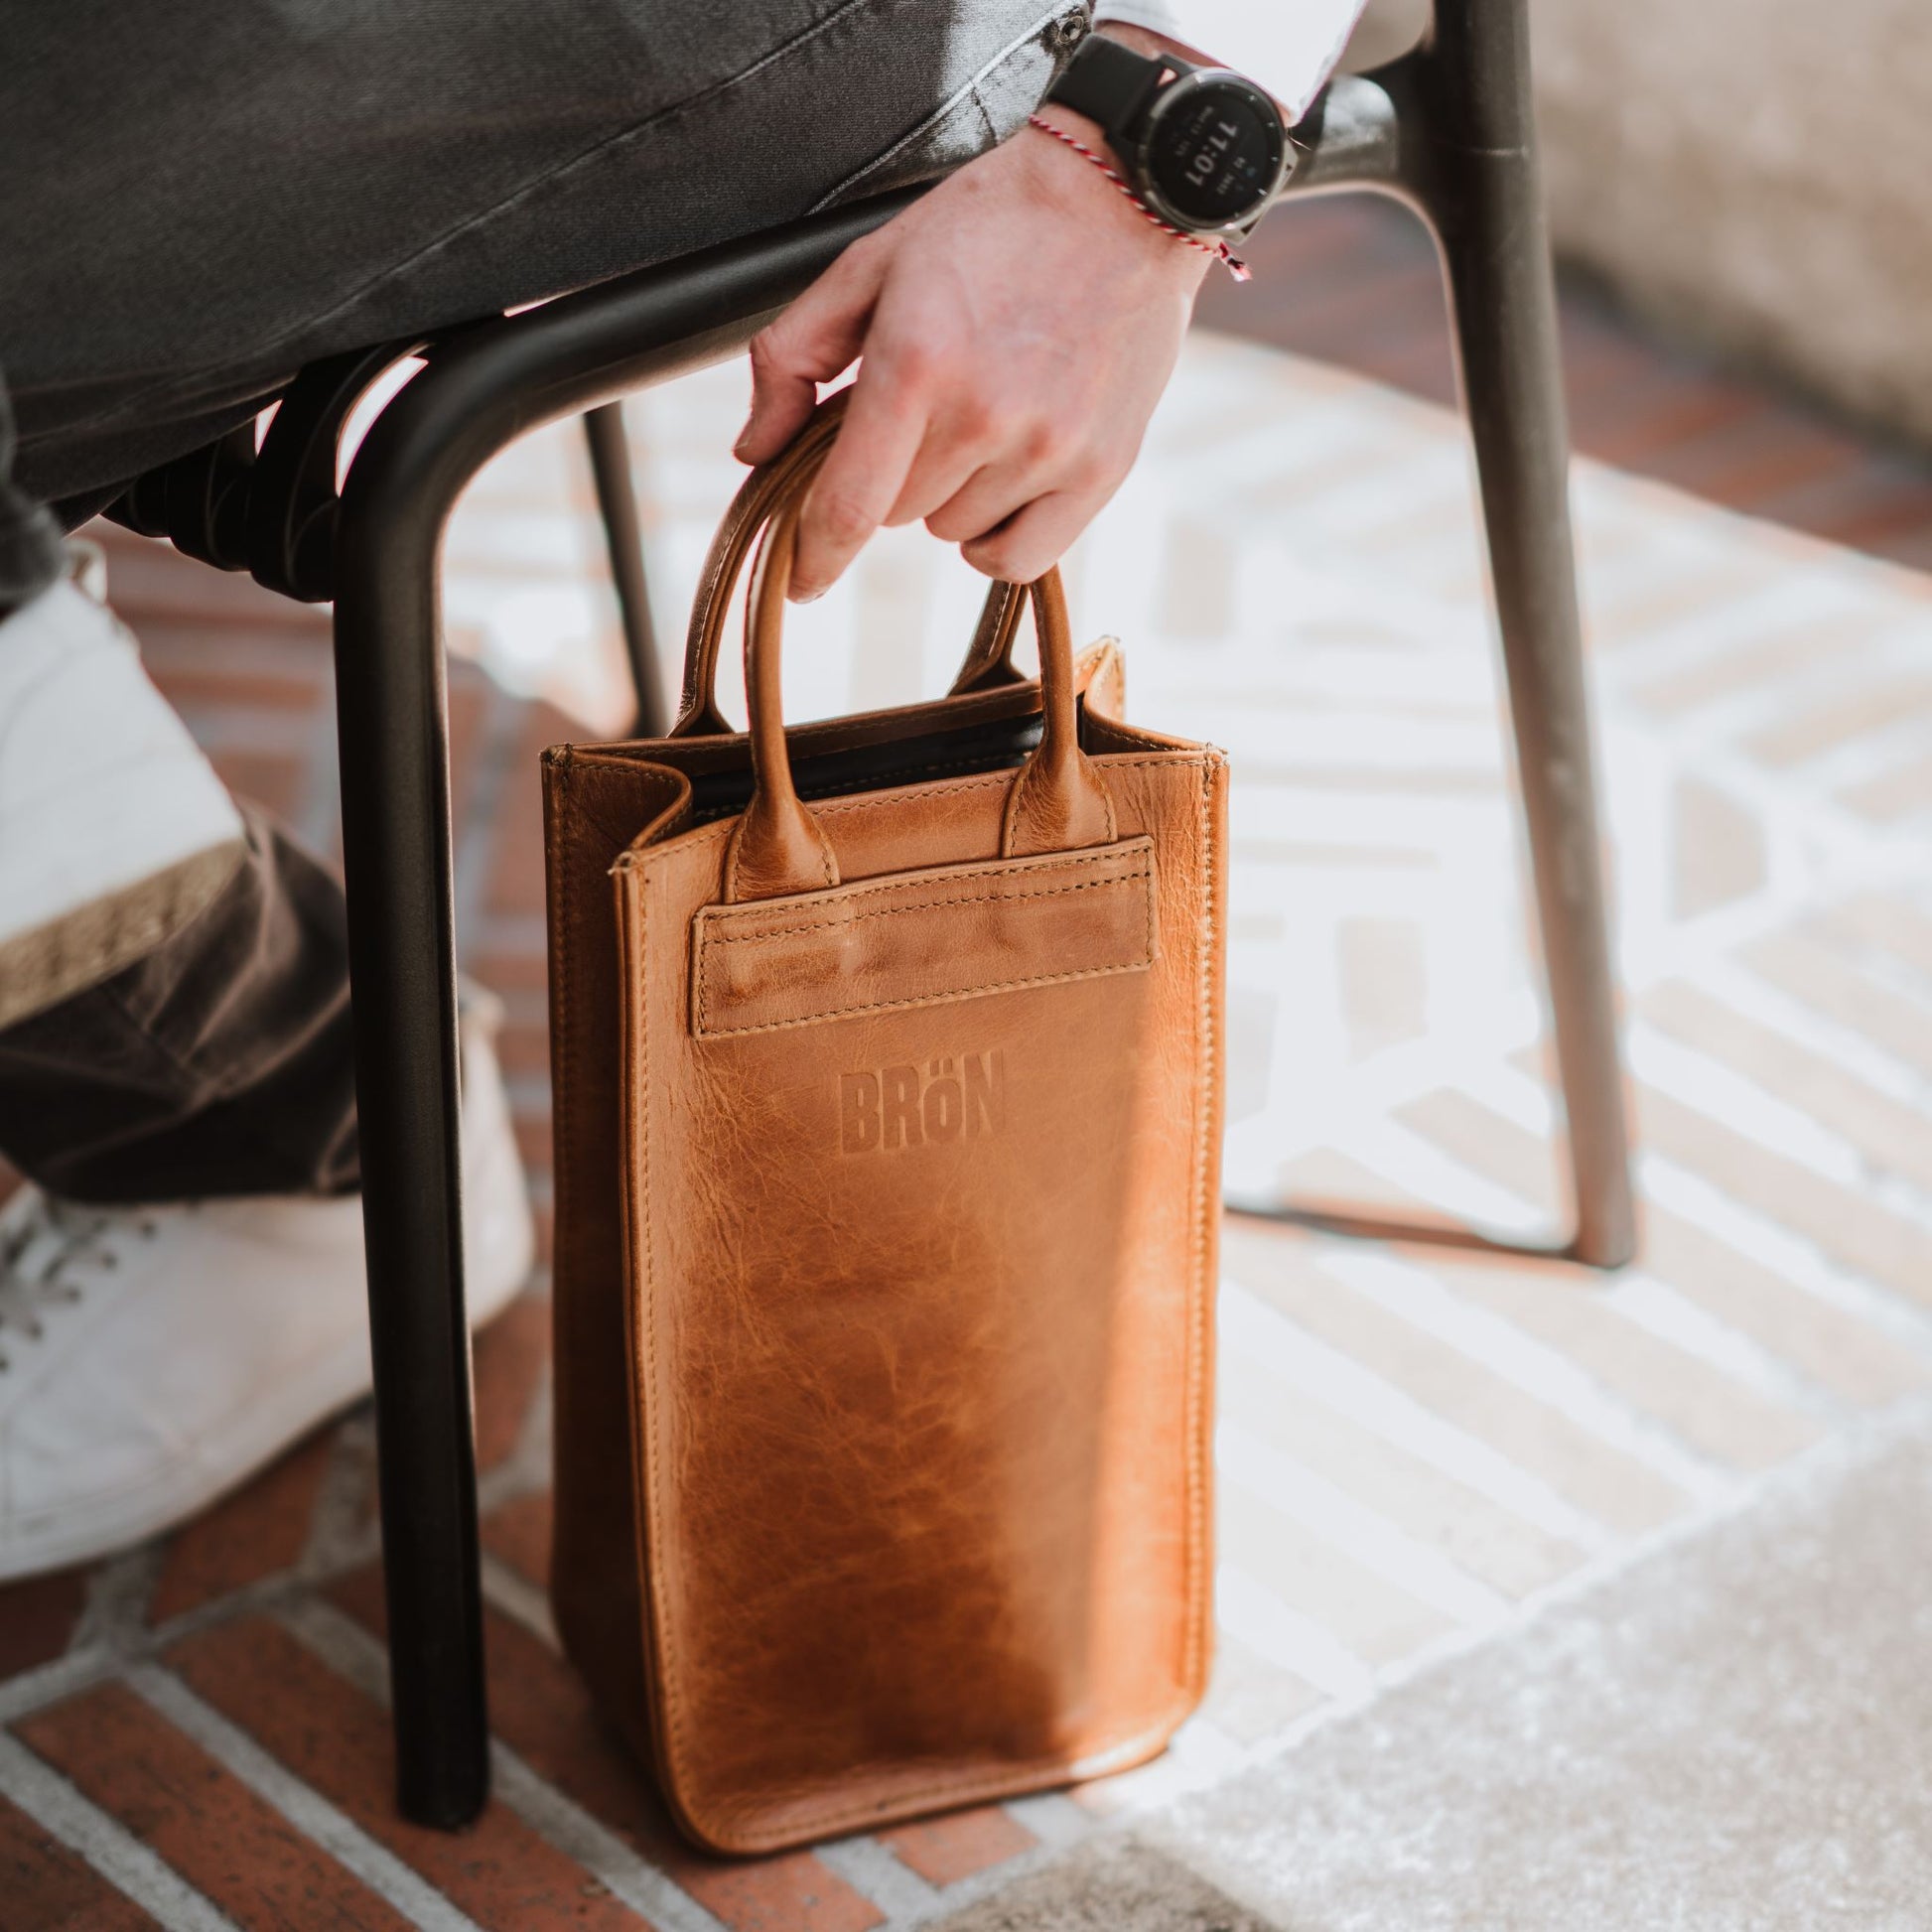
[542,396,1228,1854]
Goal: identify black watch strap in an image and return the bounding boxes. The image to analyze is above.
[1045,34,1181,138]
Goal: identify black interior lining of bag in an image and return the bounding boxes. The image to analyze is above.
[681,709,1049,826]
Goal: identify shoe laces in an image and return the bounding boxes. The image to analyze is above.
[0,1194,161,1372]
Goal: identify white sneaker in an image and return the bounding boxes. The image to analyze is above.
[0,992,535,1581]
[0,552,247,1031]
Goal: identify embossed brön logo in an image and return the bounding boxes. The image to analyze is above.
[839,1051,1006,1153]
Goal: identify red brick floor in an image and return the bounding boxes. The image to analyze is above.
[3,198,1930,1930]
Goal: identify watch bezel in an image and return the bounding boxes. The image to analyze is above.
[1130,67,1292,239]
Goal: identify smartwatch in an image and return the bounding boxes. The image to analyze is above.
[1044,32,1293,240]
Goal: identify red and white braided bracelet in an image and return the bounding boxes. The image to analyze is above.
[1026,113,1251,282]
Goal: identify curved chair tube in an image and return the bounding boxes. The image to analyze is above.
[329,188,920,1828]
[1420,0,1635,1267]
[1289,72,1404,193]
[1231,0,1637,1268]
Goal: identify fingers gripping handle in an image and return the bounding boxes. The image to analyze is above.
[723,415,1115,903]
[672,392,1028,738]
[672,398,848,737]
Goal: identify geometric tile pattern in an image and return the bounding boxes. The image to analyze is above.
[6,266,1932,1924]
[1201,196,1932,578]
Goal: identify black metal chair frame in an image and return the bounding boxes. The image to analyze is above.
[102,0,1631,1829]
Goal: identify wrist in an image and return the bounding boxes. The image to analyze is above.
[1029,12,1253,282]
[1021,113,1218,284]
[1014,101,1213,285]
[1038,22,1286,266]
[1091,22,1185,62]
[1041,22,1180,168]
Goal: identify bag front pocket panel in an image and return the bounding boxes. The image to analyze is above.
[690,835,1157,1038]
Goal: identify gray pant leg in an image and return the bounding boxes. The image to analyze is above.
[0,810,359,1202]
[2,0,1081,507]
[0,0,1080,1197]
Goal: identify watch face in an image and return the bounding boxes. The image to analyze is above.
[1143,75,1287,231]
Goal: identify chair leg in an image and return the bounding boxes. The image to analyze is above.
[1419,0,1637,1267]
[1227,3,1636,1268]
[331,571,489,1826]
[310,190,929,1830]
[583,400,666,737]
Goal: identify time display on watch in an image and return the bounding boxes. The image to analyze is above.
[1142,75,1287,230]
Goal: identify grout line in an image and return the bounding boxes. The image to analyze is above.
[0,1564,326,1730]
[0,1641,125,1729]
[1319,1247,1736,1506]
[1630,1024,1899,1193]
[281,1594,729,1932]
[485,1744,730,1932]
[0,1729,241,1932]
[1214,1566,1376,1702]
[869,1819,1101,1931]
[1640,1154,1932,1355]
[479,1551,559,1649]
[126,1663,484,1932]
[1122,1719,1254,1813]
[276,1595,393,1706]
[1600,1271,1852,1426]
[1217,1423,1514,1630]
[816,1835,940,1923]
[1218,1282,1611,1551]
[1003,1791,1093,1851]
[71,1544,162,1654]
[301,1411,382,1579]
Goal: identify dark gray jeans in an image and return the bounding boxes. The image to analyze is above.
[0,0,1078,1200]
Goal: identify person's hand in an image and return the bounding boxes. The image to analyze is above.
[735,34,1213,600]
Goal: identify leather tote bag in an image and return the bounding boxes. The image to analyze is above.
[542,397,1228,1855]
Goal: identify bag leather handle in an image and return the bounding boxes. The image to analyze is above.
[669,389,1027,738]
[724,415,1116,903]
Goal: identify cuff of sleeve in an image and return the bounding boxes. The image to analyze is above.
[1090,0,1369,121]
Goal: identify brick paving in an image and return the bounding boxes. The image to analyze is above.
[6,201,1932,1928]
[1203,199,1932,574]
